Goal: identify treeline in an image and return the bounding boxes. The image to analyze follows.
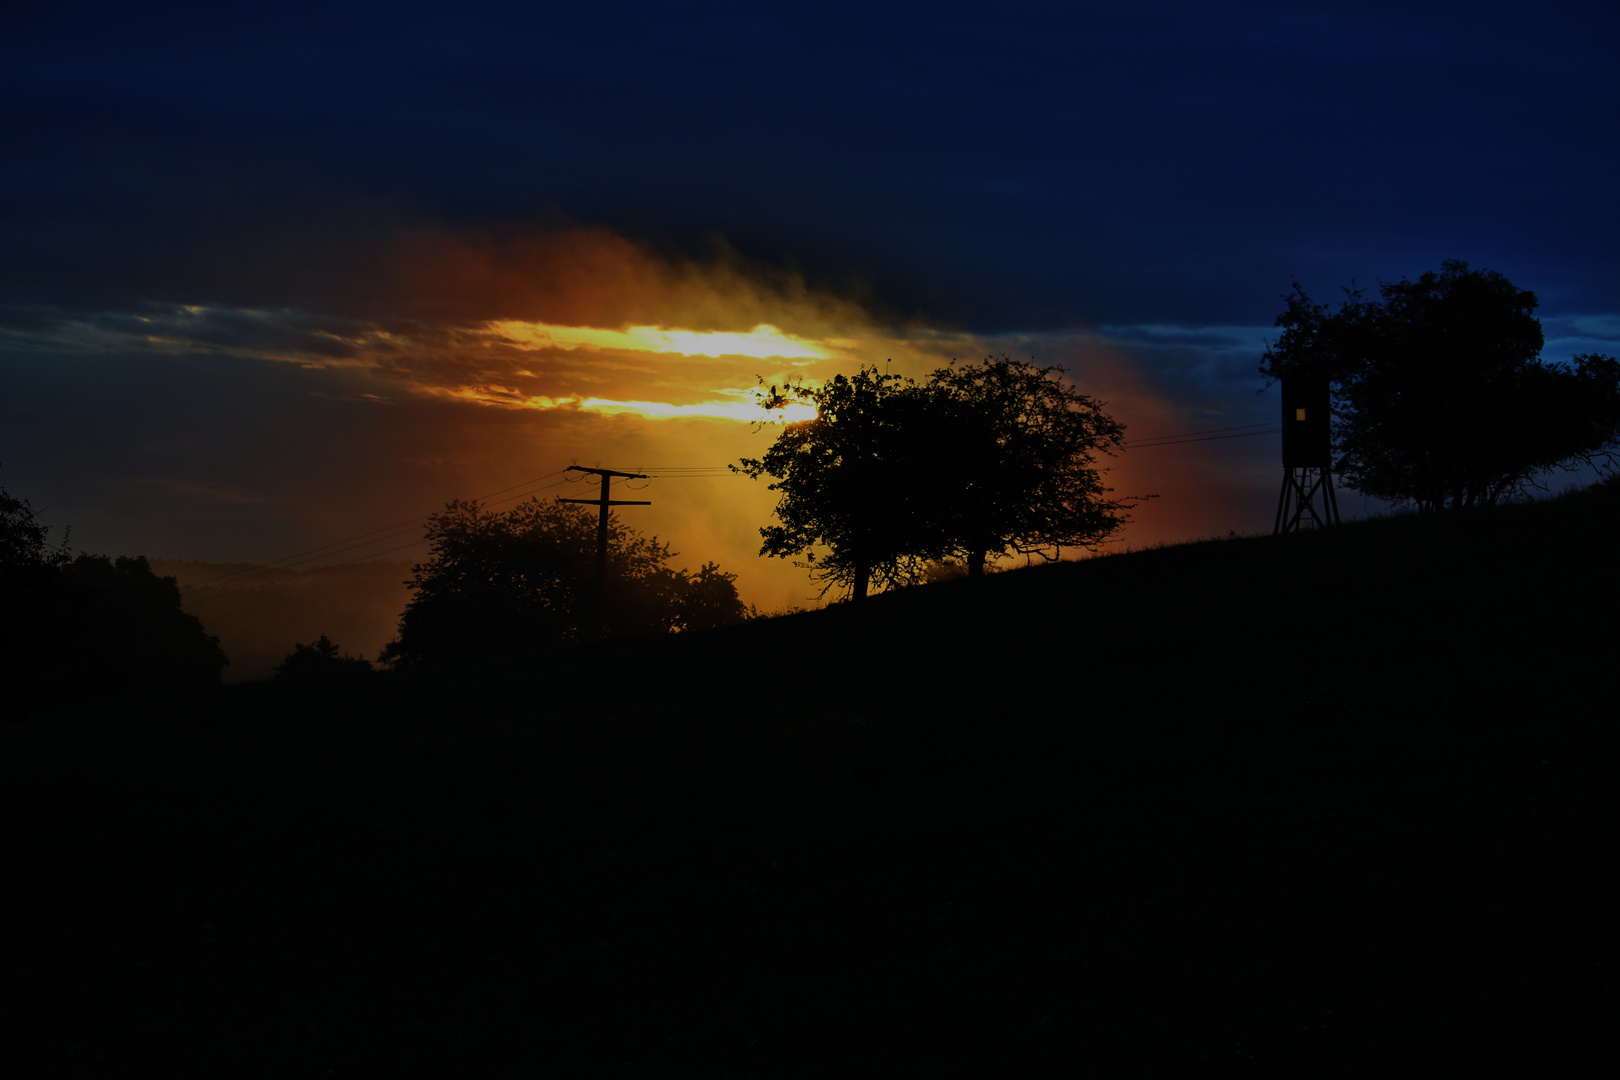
[378,498,748,668]
[3,479,751,710]
[274,498,752,678]
[2,486,227,714]
[151,558,410,682]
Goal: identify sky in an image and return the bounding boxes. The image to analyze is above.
[4,0,1618,618]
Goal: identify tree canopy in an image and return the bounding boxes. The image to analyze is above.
[380,498,746,667]
[735,357,1137,598]
[2,484,71,589]
[928,357,1136,576]
[6,481,229,714]
[274,635,374,683]
[735,368,945,599]
[1262,260,1620,511]
[5,571,227,723]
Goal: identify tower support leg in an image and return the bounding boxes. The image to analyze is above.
[1275,468,1341,534]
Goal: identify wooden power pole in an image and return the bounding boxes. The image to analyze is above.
[555,466,651,582]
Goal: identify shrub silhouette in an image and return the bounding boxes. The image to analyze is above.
[274,635,373,683]
[380,498,745,667]
[677,561,752,631]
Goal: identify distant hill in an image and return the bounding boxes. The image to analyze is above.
[7,479,1617,1073]
[150,558,413,681]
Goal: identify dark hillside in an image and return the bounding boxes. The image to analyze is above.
[5,483,1618,1074]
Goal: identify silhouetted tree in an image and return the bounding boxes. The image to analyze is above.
[735,359,1137,598]
[1,484,71,584]
[53,555,229,699]
[4,483,227,713]
[677,561,751,630]
[380,498,745,667]
[1262,260,1620,510]
[274,635,373,683]
[2,484,72,711]
[8,554,229,711]
[736,368,953,599]
[929,356,1138,576]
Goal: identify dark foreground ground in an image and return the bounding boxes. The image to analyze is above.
[6,485,1618,1075]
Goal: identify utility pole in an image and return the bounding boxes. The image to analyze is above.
[556,466,651,582]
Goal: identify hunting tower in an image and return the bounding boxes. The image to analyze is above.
[1274,375,1341,533]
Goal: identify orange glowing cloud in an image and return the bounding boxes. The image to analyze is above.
[307,223,897,424]
[490,320,832,361]
[374,224,878,335]
[47,222,991,429]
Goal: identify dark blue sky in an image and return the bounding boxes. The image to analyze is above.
[3,0,1617,600]
[8,1,1616,322]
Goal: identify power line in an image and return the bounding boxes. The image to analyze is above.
[634,424,1284,477]
[184,473,597,607]
[179,471,572,599]
[1128,427,1280,448]
[614,435,1288,485]
[1132,420,1277,441]
[645,472,735,479]
[482,475,578,508]
[181,522,430,593]
[1125,421,1277,446]
[182,536,432,608]
[175,418,1284,609]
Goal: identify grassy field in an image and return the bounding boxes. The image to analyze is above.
[6,483,1617,1074]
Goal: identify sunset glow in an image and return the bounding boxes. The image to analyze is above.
[440,387,821,423]
[492,321,832,360]
[560,396,820,423]
[7,0,1609,711]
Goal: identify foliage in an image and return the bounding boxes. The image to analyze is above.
[1262,260,1620,511]
[736,368,951,598]
[275,634,373,683]
[735,357,1137,598]
[380,498,745,667]
[1,484,71,590]
[4,483,227,713]
[53,555,230,698]
[676,561,753,631]
[927,356,1137,575]
[6,552,228,714]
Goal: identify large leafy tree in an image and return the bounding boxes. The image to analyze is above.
[735,358,1136,598]
[735,368,950,600]
[929,357,1135,577]
[1262,260,1620,511]
[381,498,745,666]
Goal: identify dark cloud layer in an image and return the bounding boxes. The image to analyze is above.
[6,1,1615,329]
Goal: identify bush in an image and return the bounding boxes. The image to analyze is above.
[380,499,746,667]
[274,635,373,683]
